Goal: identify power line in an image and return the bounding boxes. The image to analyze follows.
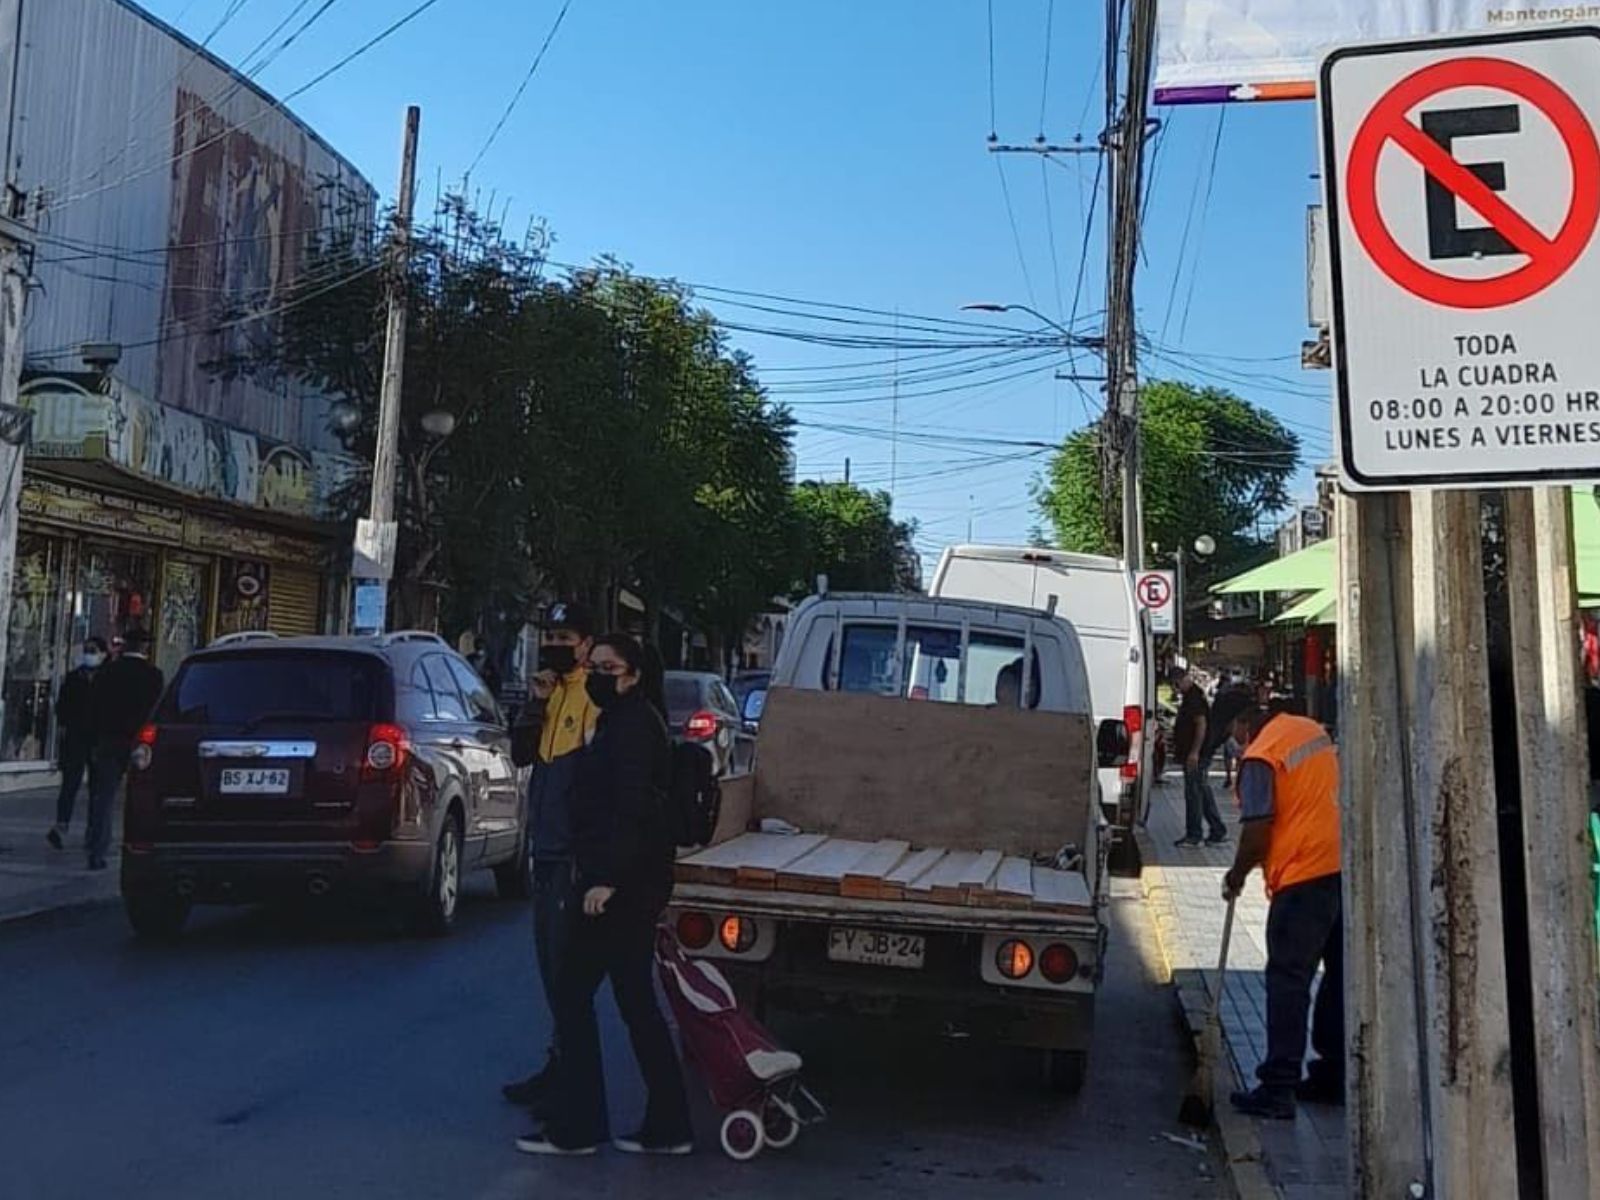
[987,0,998,138]
[1041,159,1067,322]
[1038,0,1056,139]
[993,157,1040,308]
[1176,107,1228,343]
[465,0,578,177]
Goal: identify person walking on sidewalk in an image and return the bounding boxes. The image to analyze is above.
[1172,665,1228,847]
[503,602,600,1112]
[46,636,107,851]
[1223,704,1344,1120]
[517,633,692,1157]
[84,629,163,871]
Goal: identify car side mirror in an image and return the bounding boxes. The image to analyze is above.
[1097,718,1131,769]
[742,689,766,733]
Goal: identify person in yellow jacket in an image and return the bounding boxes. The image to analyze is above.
[1222,704,1344,1120]
[503,602,600,1113]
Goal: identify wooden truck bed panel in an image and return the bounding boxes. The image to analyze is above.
[677,831,1092,914]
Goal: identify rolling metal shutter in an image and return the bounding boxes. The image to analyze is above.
[268,566,321,636]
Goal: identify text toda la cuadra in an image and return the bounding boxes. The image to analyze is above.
[1372,333,1600,452]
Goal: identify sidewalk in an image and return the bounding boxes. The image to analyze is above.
[0,781,122,924]
[1139,773,1347,1200]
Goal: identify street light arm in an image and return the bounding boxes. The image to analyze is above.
[960,301,1079,341]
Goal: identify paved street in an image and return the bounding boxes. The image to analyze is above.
[1,871,1223,1199]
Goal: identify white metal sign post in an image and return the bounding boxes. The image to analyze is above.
[1135,570,1176,636]
[1322,27,1600,489]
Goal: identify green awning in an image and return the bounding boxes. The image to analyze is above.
[1211,538,1335,595]
[1273,587,1336,626]
[1573,487,1600,600]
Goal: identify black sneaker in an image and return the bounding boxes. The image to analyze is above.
[1174,837,1203,848]
[1205,833,1231,846]
[614,1130,693,1156]
[1230,1085,1296,1120]
[46,828,63,851]
[87,856,108,872]
[502,1068,555,1106]
[515,1130,597,1157]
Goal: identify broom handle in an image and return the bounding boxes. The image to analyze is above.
[1211,895,1237,1025]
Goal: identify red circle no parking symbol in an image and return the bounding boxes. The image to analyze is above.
[1346,55,1600,309]
[1136,573,1171,609]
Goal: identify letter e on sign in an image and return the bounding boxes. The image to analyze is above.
[1136,571,1175,635]
[1320,28,1600,489]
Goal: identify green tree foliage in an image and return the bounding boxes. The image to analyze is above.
[1035,380,1300,578]
[226,193,907,653]
[790,481,921,594]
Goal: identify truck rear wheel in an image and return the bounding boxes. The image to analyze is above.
[1045,1049,1088,1096]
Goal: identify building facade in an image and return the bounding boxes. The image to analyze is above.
[0,0,374,773]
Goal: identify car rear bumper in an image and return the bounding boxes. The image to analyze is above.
[120,839,434,904]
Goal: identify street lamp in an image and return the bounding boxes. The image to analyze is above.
[960,302,1082,342]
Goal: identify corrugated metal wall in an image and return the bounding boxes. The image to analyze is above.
[13,0,375,452]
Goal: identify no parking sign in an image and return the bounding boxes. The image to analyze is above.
[1321,28,1600,489]
[1136,570,1176,635]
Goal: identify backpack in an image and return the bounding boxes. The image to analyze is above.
[669,741,721,848]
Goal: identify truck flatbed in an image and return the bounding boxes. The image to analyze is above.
[675,831,1093,915]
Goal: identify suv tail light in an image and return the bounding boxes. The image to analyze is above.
[363,723,410,779]
[685,711,718,742]
[1121,704,1143,781]
[130,724,157,771]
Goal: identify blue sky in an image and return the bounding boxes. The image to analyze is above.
[139,0,1334,569]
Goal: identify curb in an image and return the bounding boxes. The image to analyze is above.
[1137,829,1281,1200]
[0,890,119,928]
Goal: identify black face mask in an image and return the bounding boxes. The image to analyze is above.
[585,672,620,709]
[540,643,578,675]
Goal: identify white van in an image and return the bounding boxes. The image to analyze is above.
[928,545,1153,855]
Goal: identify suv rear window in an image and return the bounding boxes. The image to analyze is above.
[160,653,387,726]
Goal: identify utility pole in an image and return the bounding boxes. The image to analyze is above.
[1101,0,1157,571]
[353,105,419,632]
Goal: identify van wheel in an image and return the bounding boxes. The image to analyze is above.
[413,818,462,937]
[125,892,191,942]
[1045,1049,1088,1096]
[493,824,533,900]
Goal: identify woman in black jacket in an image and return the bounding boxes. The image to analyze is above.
[517,634,692,1157]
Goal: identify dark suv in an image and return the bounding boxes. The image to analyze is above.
[120,631,530,940]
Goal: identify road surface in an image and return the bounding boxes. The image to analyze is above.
[0,875,1222,1198]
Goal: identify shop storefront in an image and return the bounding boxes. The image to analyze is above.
[2,375,354,771]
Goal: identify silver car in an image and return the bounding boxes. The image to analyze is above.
[664,671,755,778]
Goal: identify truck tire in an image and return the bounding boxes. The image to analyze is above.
[1045,1049,1088,1096]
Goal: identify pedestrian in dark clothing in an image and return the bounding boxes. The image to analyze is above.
[1224,705,1344,1120]
[47,636,107,850]
[517,633,692,1158]
[503,602,599,1110]
[85,629,164,871]
[1172,665,1228,846]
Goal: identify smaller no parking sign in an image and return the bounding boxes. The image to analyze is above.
[1321,27,1600,489]
[1136,571,1176,635]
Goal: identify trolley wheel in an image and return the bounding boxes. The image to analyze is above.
[719,1109,765,1161]
[762,1095,801,1149]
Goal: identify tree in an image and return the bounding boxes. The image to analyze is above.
[790,481,920,595]
[1034,380,1300,579]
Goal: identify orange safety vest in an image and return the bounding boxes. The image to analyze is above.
[1241,713,1341,897]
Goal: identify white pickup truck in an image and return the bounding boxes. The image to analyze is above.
[669,593,1129,1093]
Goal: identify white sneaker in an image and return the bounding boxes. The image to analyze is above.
[515,1132,597,1156]
[614,1132,693,1156]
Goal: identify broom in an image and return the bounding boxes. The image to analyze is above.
[1178,894,1237,1127]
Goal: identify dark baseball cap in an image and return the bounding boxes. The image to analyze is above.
[545,601,594,637]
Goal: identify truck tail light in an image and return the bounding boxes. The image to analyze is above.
[685,711,719,741]
[677,910,714,950]
[1040,943,1080,984]
[718,914,757,953]
[131,724,158,771]
[363,723,410,779]
[995,939,1034,980]
[1121,704,1143,781]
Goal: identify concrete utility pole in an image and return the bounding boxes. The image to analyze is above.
[370,104,420,533]
[1101,0,1157,571]
[353,105,419,632]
